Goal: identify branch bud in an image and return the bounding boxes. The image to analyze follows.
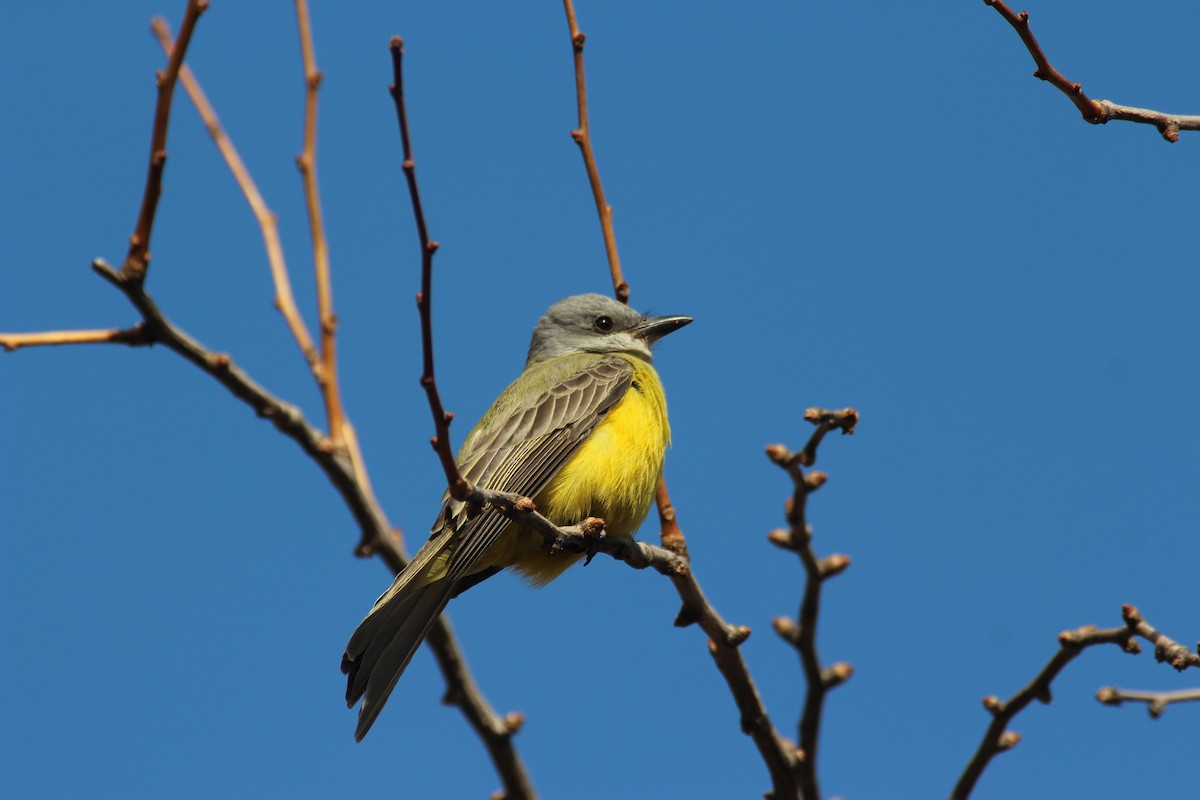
[822,662,854,688]
[767,529,795,551]
[764,443,791,465]
[819,554,851,578]
[772,616,800,645]
[502,711,526,734]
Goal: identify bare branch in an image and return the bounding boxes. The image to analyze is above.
[1122,603,1200,670]
[151,18,320,374]
[388,37,536,800]
[766,407,859,800]
[953,605,1200,799]
[561,0,628,303]
[88,258,399,550]
[983,1,1200,142]
[1096,686,1200,719]
[120,0,208,283]
[152,18,390,558]
[0,325,151,353]
[293,0,346,443]
[653,481,802,800]
[388,37,470,506]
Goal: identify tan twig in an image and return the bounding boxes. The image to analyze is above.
[561,0,628,303]
[152,17,388,556]
[0,325,151,353]
[983,1,1200,142]
[151,18,319,373]
[120,0,208,283]
[952,604,1200,799]
[293,0,345,444]
[766,407,859,800]
[1096,686,1200,719]
[389,37,536,800]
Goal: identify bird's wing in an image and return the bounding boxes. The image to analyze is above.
[441,354,633,580]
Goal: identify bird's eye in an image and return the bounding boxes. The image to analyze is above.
[594,315,614,332]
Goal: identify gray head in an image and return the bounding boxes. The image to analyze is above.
[525,293,692,367]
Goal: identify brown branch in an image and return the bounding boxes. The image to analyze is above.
[1122,603,1200,670]
[561,0,628,303]
[952,604,1200,799]
[1096,686,1200,719]
[293,0,346,443]
[12,14,520,800]
[388,36,536,800]
[88,258,399,553]
[388,37,471,504]
[648,478,802,800]
[121,0,207,283]
[151,18,320,374]
[765,407,859,800]
[0,325,151,353]
[983,1,1200,142]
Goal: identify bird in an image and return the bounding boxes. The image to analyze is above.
[341,292,691,740]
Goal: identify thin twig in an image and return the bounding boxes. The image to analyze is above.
[151,18,320,373]
[388,37,536,800]
[0,325,151,353]
[561,0,628,303]
[983,1,1200,142]
[557,6,797,791]
[952,605,1200,799]
[766,407,859,800]
[152,17,389,557]
[1122,603,1200,670]
[293,0,346,443]
[120,0,208,283]
[1096,686,1200,719]
[388,37,470,505]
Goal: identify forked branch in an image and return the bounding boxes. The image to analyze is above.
[151,18,319,373]
[983,0,1200,142]
[952,605,1200,799]
[152,15,387,560]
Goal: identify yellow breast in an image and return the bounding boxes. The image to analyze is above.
[512,357,670,584]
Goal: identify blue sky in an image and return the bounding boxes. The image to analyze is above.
[3,3,1198,798]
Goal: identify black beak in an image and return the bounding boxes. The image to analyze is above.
[633,314,693,343]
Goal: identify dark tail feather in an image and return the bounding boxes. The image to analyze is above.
[342,578,457,741]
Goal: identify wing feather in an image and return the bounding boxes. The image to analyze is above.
[440,355,632,580]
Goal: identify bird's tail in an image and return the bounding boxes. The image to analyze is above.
[342,533,457,741]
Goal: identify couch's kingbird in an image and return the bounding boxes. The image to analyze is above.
[342,293,691,740]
